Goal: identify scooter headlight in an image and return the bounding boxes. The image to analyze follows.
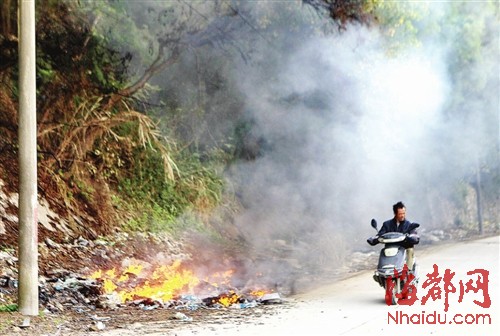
[384,247,399,257]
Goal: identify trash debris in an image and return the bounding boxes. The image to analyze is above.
[229,301,258,309]
[90,315,111,322]
[0,231,292,335]
[173,312,193,322]
[88,321,106,331]
[260,292,283,304]
[19,317,30,329]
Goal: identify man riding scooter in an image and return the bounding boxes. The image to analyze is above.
[367,201,420,305]
[367,201,420,270]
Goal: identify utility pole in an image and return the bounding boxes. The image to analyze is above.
[18,0,39,317]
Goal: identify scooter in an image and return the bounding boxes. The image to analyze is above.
[367,219,420,305]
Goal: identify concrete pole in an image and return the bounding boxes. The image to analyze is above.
[18,0,39,316]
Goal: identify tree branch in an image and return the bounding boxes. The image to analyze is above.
[106,43,181,110]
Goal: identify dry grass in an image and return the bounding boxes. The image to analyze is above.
[38,95,177,181]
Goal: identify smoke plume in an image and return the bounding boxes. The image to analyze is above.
[224,2,498,275]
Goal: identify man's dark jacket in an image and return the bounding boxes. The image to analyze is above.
[368,218,420,247]
[377,218,417,236]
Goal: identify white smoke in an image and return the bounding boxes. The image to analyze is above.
[226,23,456,271]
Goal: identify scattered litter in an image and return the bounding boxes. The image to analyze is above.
[230,301,258,309]
[19,317,30,328]
[260,292,283,304]
[173,312,193,322]
[88,321,106,331]
[140,304,160,310]
[90,315,111,322]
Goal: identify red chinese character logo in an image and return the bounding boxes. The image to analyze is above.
[383,263,491,310]
[421,264,442,306]
[420,264,491,312]
[386,264,418,306]
[442,268,456,312]
[459,269,491,308]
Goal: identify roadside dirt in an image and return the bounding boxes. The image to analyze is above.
[0,303,289,336]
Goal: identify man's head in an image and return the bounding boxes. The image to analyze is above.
[392,201,406,223]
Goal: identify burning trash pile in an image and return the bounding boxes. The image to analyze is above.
[16,257,285,316]
[87,259,283,311]
[0,232,293,333]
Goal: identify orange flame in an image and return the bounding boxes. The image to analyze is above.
[216,291,240,307]
[204,269,234,288]
[250,289,267,298]
[91,260,201,303]
[90,260,272,307]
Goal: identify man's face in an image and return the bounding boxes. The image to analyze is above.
[396,208,406,222]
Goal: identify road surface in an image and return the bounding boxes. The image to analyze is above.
[100,235,499,336]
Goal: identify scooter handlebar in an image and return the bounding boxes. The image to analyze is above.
[367,236,379,246]
[377,232,406,243]
[367,232,419,246]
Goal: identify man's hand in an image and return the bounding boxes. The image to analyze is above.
[406,233,420,245]
[367,236,379,246]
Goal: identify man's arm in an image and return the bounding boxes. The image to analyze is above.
[406,221,420,245]
[377,221,389,236]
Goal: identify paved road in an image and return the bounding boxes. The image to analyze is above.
[100,235,499,336]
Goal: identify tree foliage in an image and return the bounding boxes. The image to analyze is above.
[0,1,225,238]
